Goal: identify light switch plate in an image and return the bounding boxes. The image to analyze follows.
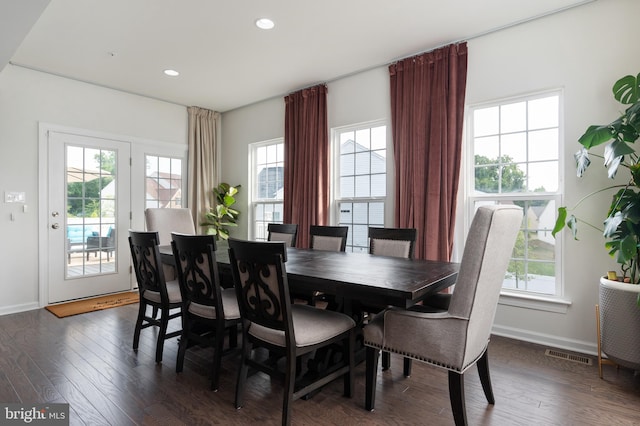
[5,191,26,203]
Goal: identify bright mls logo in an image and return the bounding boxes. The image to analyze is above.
[1,404,69,425]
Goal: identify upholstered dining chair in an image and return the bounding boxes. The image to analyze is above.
[145,207,196,280]
[171,233,242,391]
[267,223,298,248]
[128,230,182,364]
[363,204,523,426]
[368,227,417,259]
[302,225,350,306]
[367,226,417,371]
[310,225,349,252]
[228,239,356,426]
[145,208,196,246]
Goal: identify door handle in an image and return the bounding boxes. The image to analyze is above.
[51,223,60,229]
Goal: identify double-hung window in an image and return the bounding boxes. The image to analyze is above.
[250,138,285,240]
[469,91,562,296]
[334,121,388,252]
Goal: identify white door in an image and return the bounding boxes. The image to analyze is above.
[47,131,131,303]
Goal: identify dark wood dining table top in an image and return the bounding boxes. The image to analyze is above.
[159,244,459,309]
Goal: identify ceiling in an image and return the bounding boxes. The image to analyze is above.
[3,0,594,112]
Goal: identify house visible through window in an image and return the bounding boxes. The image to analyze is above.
[251,139,284,240]
[145,155,183,208]
[335,122,387,252]
[469,91,561,296]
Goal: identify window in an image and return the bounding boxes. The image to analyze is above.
[145,155,184,208]
[334,122,388,252]
[469,91,562,296]
[251,139,284,240]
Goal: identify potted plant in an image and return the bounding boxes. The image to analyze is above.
[201,182,241,240]
[553,72,640,372]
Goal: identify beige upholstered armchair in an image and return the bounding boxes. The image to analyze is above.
[145,208,196,280]
[363,204,523,426]
[144,208,196,246]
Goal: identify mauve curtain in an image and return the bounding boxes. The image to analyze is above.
[187,106,220,232]
[390,42,467,261]
[283,84,329,248]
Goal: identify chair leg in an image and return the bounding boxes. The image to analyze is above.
[382,351,390,370]
[448,370,467,426]
[229,323,238,348]
[365,347,380,411]
[155,308,170,363]
[211,329,225,392]
[235,335,252,409]
[476,350,495,404]
[403,357,412,377]
[282,349,296,426]
[343,330,355,398]
[133,301,146,351]
[175,328,188,373]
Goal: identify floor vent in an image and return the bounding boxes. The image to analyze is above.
[545,349,592,365]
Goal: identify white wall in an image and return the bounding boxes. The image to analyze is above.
[220,0,640,354]
[0,64,187,314]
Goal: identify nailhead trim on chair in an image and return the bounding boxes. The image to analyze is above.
[364,339,488,374]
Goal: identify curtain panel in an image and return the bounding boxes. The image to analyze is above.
[187,106,220,232]
[390,42,468,261]
[283,84,329,248]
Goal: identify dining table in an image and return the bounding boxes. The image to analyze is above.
[158,243,460,311]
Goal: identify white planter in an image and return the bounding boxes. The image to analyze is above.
[599,277,640,371]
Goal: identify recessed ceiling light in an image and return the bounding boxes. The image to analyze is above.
[255,18,275,30]
[164,69,179,77]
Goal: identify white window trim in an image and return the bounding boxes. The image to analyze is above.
[332,119,390,252]
[465,89,566,305]
[249,137,284,240]
[332,119,390,224]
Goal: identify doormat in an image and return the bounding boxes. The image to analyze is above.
[45,291,139,318]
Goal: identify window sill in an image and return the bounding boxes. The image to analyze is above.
[498,291,571,314]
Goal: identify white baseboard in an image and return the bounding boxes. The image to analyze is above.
[0,302,41,317]
[492,323,597,357]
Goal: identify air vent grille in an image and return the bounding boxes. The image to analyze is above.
[545,349,592,365]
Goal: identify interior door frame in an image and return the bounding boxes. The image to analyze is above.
[38,123,188,307]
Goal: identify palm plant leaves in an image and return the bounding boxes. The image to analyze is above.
[574,148,590,177]
[613,73,640,105]
[556,72,640,283]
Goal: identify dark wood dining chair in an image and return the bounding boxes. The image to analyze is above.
[367,226,417,372]
[310,225,349,252]
[171,233,242,391]
[228,238,356,426]
[303,225,350,305]
[128,230,182,364]
[267,223,298,248]
[368,227,417,259]
[363,205,523,426]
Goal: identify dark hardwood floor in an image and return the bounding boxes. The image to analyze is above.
[0,304,639,425]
